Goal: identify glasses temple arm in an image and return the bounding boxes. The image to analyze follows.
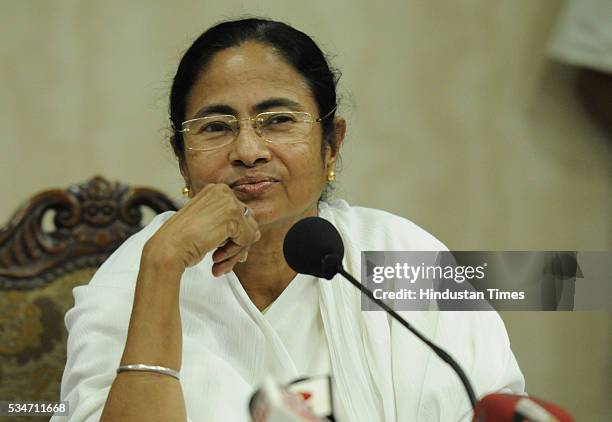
[316,105,338,122]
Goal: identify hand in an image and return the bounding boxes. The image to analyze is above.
[144,184,260,276]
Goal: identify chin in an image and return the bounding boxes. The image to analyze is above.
[257,202,318,230]
[248,201,281,224]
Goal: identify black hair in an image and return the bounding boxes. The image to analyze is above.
[169,18,341,174]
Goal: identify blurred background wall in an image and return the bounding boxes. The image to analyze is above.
[1,0,610,420]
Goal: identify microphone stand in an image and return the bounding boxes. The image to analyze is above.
[336,266,478,409]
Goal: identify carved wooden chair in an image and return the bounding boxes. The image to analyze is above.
[0,176,179,410]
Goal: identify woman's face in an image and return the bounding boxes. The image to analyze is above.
[183,42,343,231]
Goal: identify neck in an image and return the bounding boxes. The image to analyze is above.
[233,204,318,310]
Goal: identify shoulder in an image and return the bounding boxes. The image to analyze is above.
[319,199,447,251]
[437,311,525,396]
[392,310,524,419]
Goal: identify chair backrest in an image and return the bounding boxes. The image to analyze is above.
[0,176,179,403]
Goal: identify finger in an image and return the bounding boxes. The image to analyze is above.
[227,210,260,247]
[211,249,248,277]
[242,206,260,234]
[212,241,243,263]
[238,249,249,263]
[230,204,258,233]
[217,245,249,265]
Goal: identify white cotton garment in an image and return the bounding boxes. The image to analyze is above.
[51,199,524,422]
[260,272,331,378]
[548,0,612,72]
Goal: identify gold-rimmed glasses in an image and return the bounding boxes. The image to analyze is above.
[177,108,336,152]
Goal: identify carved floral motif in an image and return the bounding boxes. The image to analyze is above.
[0,176,178,289]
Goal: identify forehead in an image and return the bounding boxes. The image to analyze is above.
[185,42,316,118]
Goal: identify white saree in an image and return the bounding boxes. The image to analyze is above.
[52,199,524,422]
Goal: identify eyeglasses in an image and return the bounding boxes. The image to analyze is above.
[176,107,336,152]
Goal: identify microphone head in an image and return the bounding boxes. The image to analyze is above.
[283,217,344,279]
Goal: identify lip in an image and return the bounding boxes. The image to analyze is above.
[229,175,279,197]
[231,181,277,196]
[230,175,279,188]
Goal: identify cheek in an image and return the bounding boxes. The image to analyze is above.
[184,152,226,190]
[280,144,326,190]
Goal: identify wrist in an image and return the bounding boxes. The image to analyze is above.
[141,238,186,275]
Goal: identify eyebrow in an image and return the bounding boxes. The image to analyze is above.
[191,97,303,119]
[254,98,302,112]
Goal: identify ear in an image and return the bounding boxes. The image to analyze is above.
[324,117,347,170]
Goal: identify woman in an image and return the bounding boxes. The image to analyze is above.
[53,18,524,422]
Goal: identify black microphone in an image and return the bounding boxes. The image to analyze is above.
[283,216,478,410]
[283,217,344,280]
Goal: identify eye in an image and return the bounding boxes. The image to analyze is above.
[266,113,297,125]
[202,121,232,133]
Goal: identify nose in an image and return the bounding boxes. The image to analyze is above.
[228,119,272,167]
